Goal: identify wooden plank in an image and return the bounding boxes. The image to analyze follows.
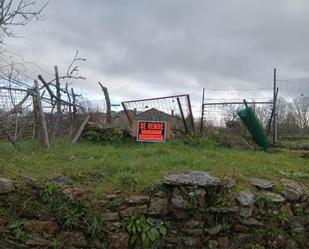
[71,114,90,144]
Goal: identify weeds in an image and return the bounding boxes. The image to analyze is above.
[127,211,167,249]
[8,220,27,242]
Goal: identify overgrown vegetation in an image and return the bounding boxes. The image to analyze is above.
[0,182,106,246]
[0,136,309,195]
[127,211,167,249]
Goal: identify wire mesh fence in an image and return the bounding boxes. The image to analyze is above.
[277,77,309,138]
[122,94,195,134]
[0,86,34,146]
[200,87,274,137]
[0,78,108,147]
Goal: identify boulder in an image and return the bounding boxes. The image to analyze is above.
[250,178,276,189]
[164,171,223,187]
[0,178,15,194]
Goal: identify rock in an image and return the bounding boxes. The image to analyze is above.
[174,210,189,220]
[24,220,58,235]
[60,231,87,248]
[105,193,120,201]
[154,190,168,198]
[148,197,169,216]
[206,224,222,236]
[240,206,253,218]
[124,195,150,205]
[104,222,123,232]
[0,178,15,193]
[233,224,249,233]
[228,234,251,249]
[250,178,276,189]
[162,230,179,248]
[208,240,219,249]
[89,239,107,249]
[223,178,236,189]
[102,212,120,221]
[183,237,198,247]
[236,190,255,206]
[50,176,72,186]
[240,218,263,227]
[280,203,294,217]
[184,219,204,229]
[194,188,206,207]
[285,239,299,249]
[182,228,204,236]
[25,236,50,247]
[108,232,129,249]
[261,191,285,203]
[292,202,307,215]
[171,188,192,210]
[280,179,306,201]
[218,236,229,249]
[289,216,306,238]
[62,187,91,200]
[163,171,223,187]
[120,205,147,218]
[209,206,239,213]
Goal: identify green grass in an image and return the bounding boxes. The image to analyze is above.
[1,139,309,195]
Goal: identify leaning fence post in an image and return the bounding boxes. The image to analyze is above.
[177,97,189,134]
[54,65,61,136]
[34,80,50,149]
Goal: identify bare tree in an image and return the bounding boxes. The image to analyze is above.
[293,97,309,131]
[0,0,48,38]
[0,0,48,84]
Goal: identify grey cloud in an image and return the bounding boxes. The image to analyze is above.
[6,0,309,104]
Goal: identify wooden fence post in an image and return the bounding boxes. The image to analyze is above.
[54,65,61,136]
[98,82,111,126]
[34,80,50,149]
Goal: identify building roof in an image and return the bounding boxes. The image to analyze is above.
[134,108,174,121]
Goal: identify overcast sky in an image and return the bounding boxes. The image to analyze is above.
[5,0,309,108]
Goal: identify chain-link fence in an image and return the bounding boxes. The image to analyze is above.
[277,77,309,138]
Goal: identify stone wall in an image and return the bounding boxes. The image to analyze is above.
[0,171,308,249]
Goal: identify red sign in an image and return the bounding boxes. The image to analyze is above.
[137,121,166,142]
